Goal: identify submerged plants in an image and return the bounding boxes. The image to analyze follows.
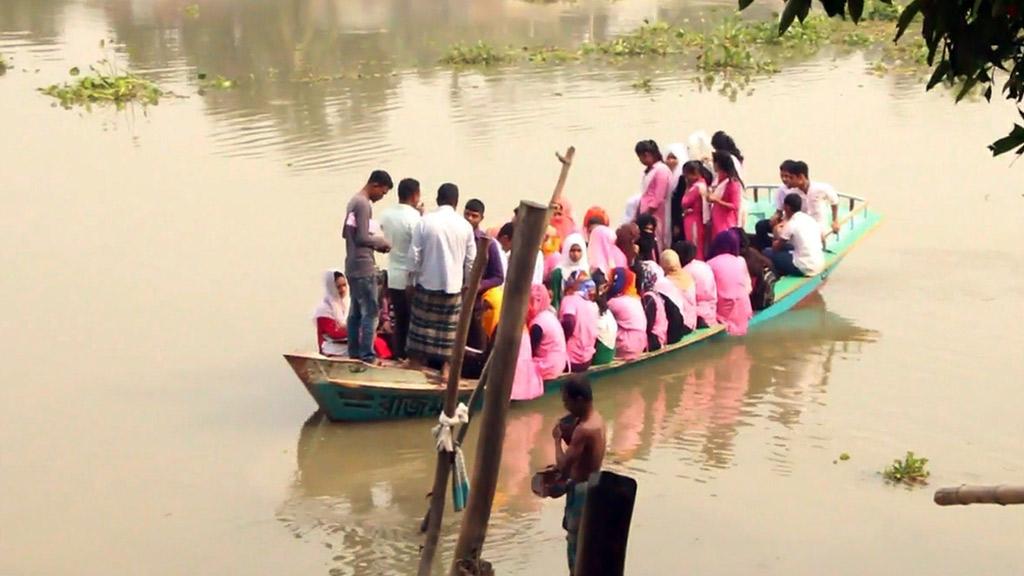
[882,451,930,486]
[39,62,166,109]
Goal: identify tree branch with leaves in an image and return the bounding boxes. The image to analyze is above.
[739,0,1024,157]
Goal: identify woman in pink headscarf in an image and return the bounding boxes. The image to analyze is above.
[706,230,752,336]
[587,224,627,276]
[527,284,568,379]
[550,196,578,240]
[606,267,647,360]
[635,139,673,249]
[559,276,599,372]
[510,328,543,401]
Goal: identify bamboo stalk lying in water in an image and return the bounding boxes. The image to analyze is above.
[934,485,1024,506]
[418,237,490,576]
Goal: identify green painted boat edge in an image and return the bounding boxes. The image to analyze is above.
[291,205,882,422]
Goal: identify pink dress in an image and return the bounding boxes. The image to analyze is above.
[587,225,628,275]
[560,293,599,367]
[638,161,672,245]
[684,260,718,327]
[511,329,544,401]
[642,292,668,348]
[607,295,647,360]
[710,179,742,240]
[707,254,753,336]
[530,309,568,379]
[681,181,707,260]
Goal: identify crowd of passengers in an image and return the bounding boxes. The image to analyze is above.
[313,131,844,400]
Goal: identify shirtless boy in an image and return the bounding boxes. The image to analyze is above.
[552,376,606,574]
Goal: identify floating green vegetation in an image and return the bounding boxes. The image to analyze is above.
[440,41,516,66]
[39,62,166,109]
[882,451,930,486]
[438,2,927,96]
[631,77,654,92]
[0,53,7,74]
[183,3,200,19]
[198,72,235,90]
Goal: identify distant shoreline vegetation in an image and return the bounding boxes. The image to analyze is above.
[439,2,929,93]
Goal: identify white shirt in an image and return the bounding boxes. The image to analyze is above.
[802,181,839,231]
[532,252,545,285]
[780,211,825,276]
[621,194,641,225]
[378,203,421,290]
[499,249,510,277]
[411,205,477,293]
[774,186,807,213]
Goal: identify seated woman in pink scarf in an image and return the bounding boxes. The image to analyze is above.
[706,230,753,336]
[527,284,568,379]
[587,224,627,276]
[674,241,718,329]
[559,277,600,373]
[510,328,543,401]
[606,267,647,360]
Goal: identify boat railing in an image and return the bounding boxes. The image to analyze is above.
[744,184,870,239]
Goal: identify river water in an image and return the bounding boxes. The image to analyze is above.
[1,1,1022,575]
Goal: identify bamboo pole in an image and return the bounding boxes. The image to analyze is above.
[418,237,490,576]
[449,147,575,575]
[934,485,1024,506]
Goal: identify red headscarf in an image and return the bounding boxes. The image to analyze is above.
[583,206,609,229]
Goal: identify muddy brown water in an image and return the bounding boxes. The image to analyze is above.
[1,1,1022,574]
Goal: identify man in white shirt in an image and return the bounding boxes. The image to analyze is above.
[764,193,825,277]
[406,183,477,380]
[788,161,840,237]
[754,159,803,249]
[378,178,422,360]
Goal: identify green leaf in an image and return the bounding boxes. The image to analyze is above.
[895,0,922,41]
[738,0,755,9]
[989,123,1024,156]
[848,0,864,23]
[69,66,80,76]
[779,0,810,34]
[821,0,844,17]
[926,59,950,90]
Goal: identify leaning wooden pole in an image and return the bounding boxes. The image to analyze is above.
[418,237,490,576]
[449,148,575,575]
[934,485,1024,506]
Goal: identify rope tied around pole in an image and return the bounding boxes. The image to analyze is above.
[433,402,470,453]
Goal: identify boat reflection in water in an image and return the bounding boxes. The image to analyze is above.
[277,292,877,575]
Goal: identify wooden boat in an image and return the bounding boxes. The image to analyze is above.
[284,189,881,422]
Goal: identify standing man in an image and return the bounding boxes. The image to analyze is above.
[407,183,476,380]
[462,199,505,295]
[552,376,606,575]
[462,198,505,351]
[378,178,422,360]
[343,170,392,364]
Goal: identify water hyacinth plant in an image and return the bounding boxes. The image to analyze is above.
[39,61,166,109]
[882,451,930,486]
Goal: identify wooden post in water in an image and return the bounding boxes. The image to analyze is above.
[448,202,550,575]
[574,471,638,576]
[417,237,490,576]
[934,485,1024,506]
[449,148,575,575]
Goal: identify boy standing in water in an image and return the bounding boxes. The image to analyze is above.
[552,376,606,574]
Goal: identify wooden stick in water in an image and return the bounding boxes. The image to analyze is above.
[417,237,490,576]
[934,485,1024,506]
[551,146,576,206]
[448,200,553,575]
